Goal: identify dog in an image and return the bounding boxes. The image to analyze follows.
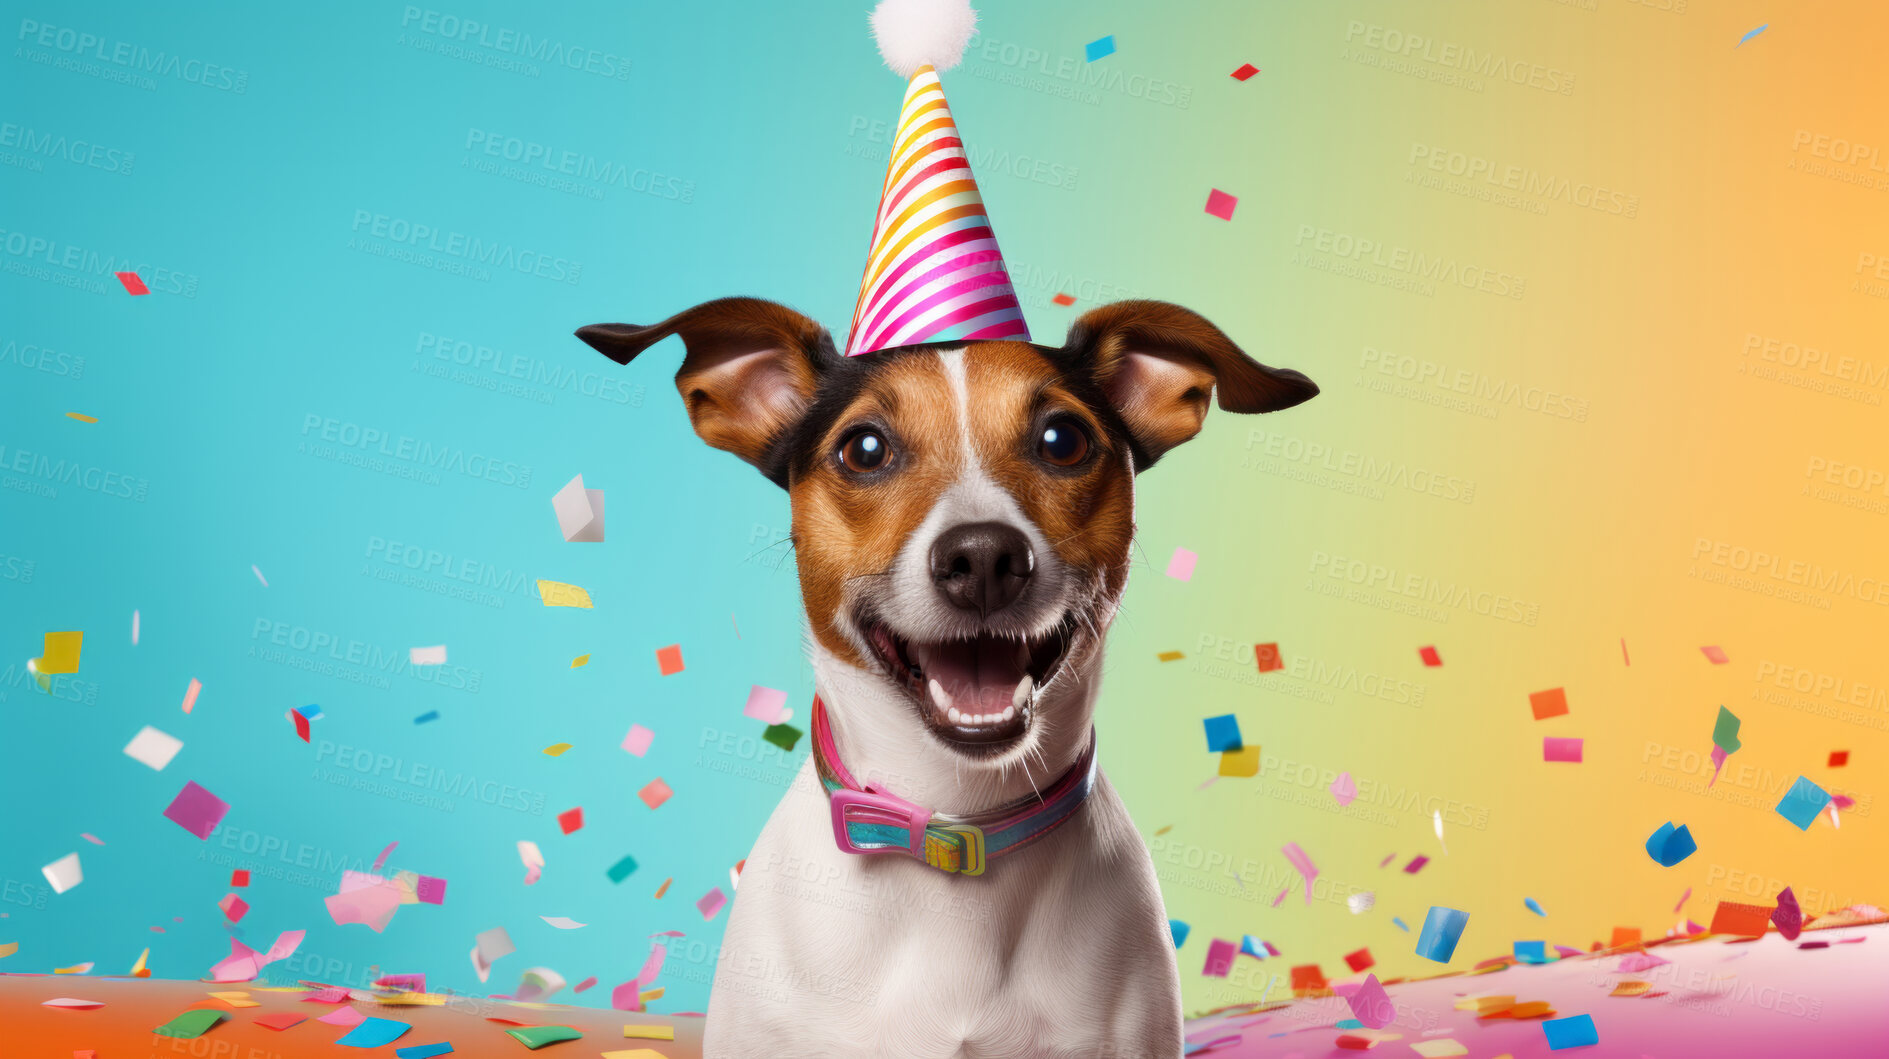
[579,297,1316,1058]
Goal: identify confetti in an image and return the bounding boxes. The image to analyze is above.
[537,579,593,608]
[1529,687,1568,720]
[519,841,545,885]
[552,473,606,542]
[131,609,139,643]
[574,977,598,993]
[208,929,305,981]
[162,781,229,839]
[396,1045,453,1058]
[1343,947,1375,972]
[1378,853,1395,868]
[1514,940,1549,964]
[1330,771,1357,806]
[1084,35,1115,62]
[1204,189,1238,221]
[1410,1039,1466,1057]
[557,807,584,834]
[53,962,93,973]
[1230,62,1259,80]
[1219,746,1259,777]
[763,723,802,752]
[1829,750,1848,767]
[1392,917,1409,932]
[1418,645,1441,666]
[506,1026,582,1050]
[1282,842,1318,904]
[254,1012,307,1030]
[218,893,249,923]
[1712,705,1742,753]
[416,875,447,904]
[1203,938,1237,977]
[1772,887,1804,940]
[607,855,638,883]
[1701,644,1729,664]
[621,724,654,757]
[1525,897,1546,916]
[654,878,671,899]
[1610,926,1644,950]
[472,927,515,983]
[115,270,150,295]
[544,743,573,757]
[1542,1013,1598,1050]
[80,833,104,846]
[288,709,311,742]
[1254,642,1282,673]
[1348,891,1375,914]
[42,852,82,894]
[1775,776,1831,830]
[1165,546,1197,580]
[654,644,683,674]
[571,654,590,667]
[409,645,446,666]
[744,685,790,723]
[1543,737,1584,763]
[639,778,672,809]
[124,725,184,770]
[153,1009,225,1038]
[1737,24,1767,47]
[697,887,727,920]
[36,631,83,674]
[1403,855,1429,875]
[181,678,202,713]
[251,564,269,587]
[623,1025,675,1040]
[414,711,439,724]
[1709,900,1772,936]
[540,916,586,930]
[1202,714,1242,752]
[1620,637,1630,665]
[1156,650,1184,662]
[42,997,104,1008]
[1644,821,1697,866]
[1414,907,1469,963]
[1434,809,1447,854]
[1051,292,1076,306]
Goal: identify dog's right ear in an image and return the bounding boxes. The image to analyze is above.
[576,297,835,485]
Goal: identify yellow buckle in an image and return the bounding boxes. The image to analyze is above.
[937,823,986,876]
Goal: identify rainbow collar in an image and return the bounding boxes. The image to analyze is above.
[811,696,1096,876]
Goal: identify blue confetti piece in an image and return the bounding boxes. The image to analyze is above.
[1202,714,1242,752]
[1239,934,1268,959]
[295,703,323,720]
[1525,896,1546,916]
[414,710,440,724]
[1644,821,1697,866]
[337,1017,411,1048]
[1514,940,1549,964]
[396,1046,453,1059]
[1737,24,1767,47]
[1392,916,1409,932]
[1776,776,1830,830]
[1334,1018,1363,1030]
[1170,919,1190,947]
[1415,906,1469,963]
[1085,35,1116,62]
[1543,1013,1599,1050]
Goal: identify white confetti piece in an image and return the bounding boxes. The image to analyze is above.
[123,726,183,771]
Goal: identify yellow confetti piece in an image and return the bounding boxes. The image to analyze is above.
[537,579,594,608]
[374,992,448,1005]
[1455,994,1514,1012]
[207,991,259,1007]
[1411,1039,1468,1058]
[0,942,17,959]
[602,1051,668,1059]
[572,654,590,667]
[1218,745,1260,777]
[622,1024,674,1040]
[130,948,149,975]
[638,987,664,1002]
[53,963,92,974]
[1156,650,1184,662]
[1609,979,1653,997]
[65,412,98,423]
[1153,825,1172,836]
[38,631,83,674]
[543,743,573,757]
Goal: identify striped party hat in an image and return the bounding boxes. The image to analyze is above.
[846,0,1030,356]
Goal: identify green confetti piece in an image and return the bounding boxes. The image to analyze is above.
[504,1024,583,1049]
[1712,705,1742,754]
[153,1009,227,1039]
[606,854,638,883]
[763,723,802,752]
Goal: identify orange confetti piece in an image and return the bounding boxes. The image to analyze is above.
[65,412,98,423]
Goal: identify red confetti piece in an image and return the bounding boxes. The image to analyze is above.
[655,644,684,675]
[1701,645,1729,664]
[1231,63,1259,81]
[1051,292,1075,306]
[231,870,250,887]
[115,271,149,295]
[558,807,584,834]
[1829,750,1849,767]
[1255,642,1282,673]
[1418,645,1441,667]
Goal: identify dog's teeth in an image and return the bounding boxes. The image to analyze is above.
[948,706,963,724]
[1001,705,1015,722]
[929,678,954,712]
[1012,674,1034,710]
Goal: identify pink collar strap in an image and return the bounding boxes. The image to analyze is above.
[811,695,1097,876]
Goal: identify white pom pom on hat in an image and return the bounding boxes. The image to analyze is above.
[870,0,979,78]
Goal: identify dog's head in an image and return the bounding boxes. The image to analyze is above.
[579,298,1314,773]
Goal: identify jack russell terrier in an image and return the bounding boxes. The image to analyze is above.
[578,297,1316,1057]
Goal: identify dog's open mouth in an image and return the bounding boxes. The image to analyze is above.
[862,614,1078,749]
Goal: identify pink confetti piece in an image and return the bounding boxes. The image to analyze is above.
[1271,888,1288,908]
[1343,973,1395,1029]
[518,840,545,885]
[1675,887,1692,913]
[1378,853,1396,868]
[1165,546,1198,580]
[1204,189,1238,221]
[1202,938,1237,977]
[1403,855,1429,874]
[181,678,201,714]
[161,780,229,839]
[80,833,104,846]
[372,841,398,873]
[115,271,149,295]
[1701,645,1729,664]
[1330,771,1357,807]
[639,778,673,809]
[218,893,249,923]
[621,724,654,757]
[573,976,597,993]
[1543,736,1584,763]
[209,929,305,982]
[43,997,105,1008]
[697,886,727,920]
[1621,637,1630,665]
[743,685,789,724]
[317,1005,366,1027]
[1708,744,1728,786]
[1282,842,1318,904]
[251,564,268,587]
[415,875,446,905]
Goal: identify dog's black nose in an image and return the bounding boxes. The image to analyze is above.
[930,522,1035,615]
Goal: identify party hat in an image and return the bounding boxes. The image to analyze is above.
[846,0,1030,356]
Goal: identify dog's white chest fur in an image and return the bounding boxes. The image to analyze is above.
[703,757,1182,1059]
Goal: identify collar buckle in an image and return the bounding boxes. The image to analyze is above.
[829,785,931,860]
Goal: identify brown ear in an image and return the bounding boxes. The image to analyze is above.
[1063,300,1317,468]
[576,297,835,485]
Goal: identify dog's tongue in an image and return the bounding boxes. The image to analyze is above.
[916,636,1026,714]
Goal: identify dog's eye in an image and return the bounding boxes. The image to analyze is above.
[839,431,891,473]
[1036,418,1090,467]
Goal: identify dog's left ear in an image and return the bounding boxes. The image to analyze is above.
[576,297,835,487]
[1062,300,1317,469]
